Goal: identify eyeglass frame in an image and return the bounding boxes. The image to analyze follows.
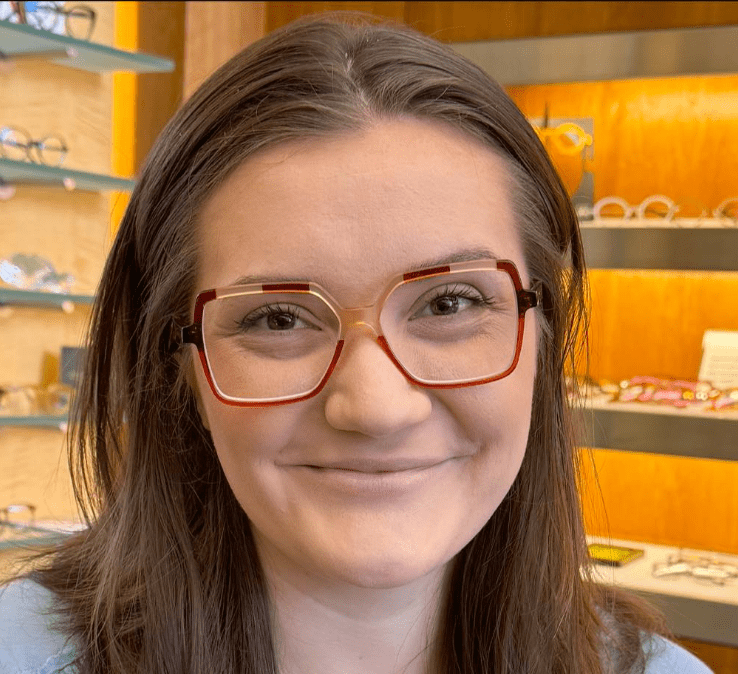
[533,121,593,157]
[0,125,68,166]
[5,1,97,41]
[0,502,36,532]
[593,194,681,221]
[181,258,541,407]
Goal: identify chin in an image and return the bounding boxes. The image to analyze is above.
[322,548,450,590]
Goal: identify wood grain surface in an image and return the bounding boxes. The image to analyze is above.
[265,1,738,42]
[0,3,116,545]
[183,1,266,99]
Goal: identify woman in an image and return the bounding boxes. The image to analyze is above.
[0,13,712,674]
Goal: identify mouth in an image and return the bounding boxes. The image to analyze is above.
[297,458,454,474]
[285,457,465,496]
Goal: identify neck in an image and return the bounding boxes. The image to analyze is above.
[257,545,450,674]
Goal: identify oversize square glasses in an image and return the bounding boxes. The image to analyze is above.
[182,259,540,407]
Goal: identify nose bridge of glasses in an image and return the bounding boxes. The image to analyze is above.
[339,305,382,338]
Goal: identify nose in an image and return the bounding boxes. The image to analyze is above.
[322,329,432,437]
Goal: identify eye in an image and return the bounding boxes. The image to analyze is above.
[410,284,493,319]
[236,303,317,332]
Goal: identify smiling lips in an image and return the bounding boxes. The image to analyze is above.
[300,458,453,473]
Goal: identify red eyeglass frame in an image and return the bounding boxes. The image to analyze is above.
[181,259,540,407]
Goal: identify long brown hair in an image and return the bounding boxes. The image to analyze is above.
[15,12,666,673]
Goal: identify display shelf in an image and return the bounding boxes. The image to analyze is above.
[580,219,738,271]
[451,24,738,86]
[0,521,84,551]
[0,415,67,429]
[0,157,135,193]
[579,400,738,461]
[588,535,738,647]
[0,287,94,309]
[0,530,65,550]
[0,19,174,73]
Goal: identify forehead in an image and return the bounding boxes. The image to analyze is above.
[196,118,527,302]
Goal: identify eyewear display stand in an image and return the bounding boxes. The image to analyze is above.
[0,7,171,552]
[579,400,738,462]
[451,25,738,86]
[0,15,170,194]
[0,18,174,73]
[580,219,738,272]
[0,287,95,308]
[0,415,67,430]
[0,520,84,551]
[588,535,738,648]
[0,157,135,193]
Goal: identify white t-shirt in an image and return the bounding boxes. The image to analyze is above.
[0,578,714,673]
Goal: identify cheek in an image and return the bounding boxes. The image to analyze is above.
[193,364,304,480]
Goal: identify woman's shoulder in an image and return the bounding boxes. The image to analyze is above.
[0,578,77,673]
[643,634,714,674]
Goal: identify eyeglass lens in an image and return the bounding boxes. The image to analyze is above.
[65,5,94,40]
[201,269,520,402]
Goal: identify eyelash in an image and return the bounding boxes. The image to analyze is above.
[425,284,494,307]
[235,303,303,330]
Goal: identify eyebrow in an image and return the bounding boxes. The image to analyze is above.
[228,247,501,286]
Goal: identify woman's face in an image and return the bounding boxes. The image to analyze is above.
[192,118,538,590]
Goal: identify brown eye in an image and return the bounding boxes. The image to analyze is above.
[267,312,298,330]
[430,296,459,315]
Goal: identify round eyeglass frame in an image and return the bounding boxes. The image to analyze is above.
[0,126,68,167]
[181,258,541,407]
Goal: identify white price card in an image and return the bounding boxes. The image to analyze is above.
[699,330,738,389]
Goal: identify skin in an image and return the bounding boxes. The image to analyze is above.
[192,117,538,674]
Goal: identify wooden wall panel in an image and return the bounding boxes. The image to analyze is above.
[506,77,738,216]
[584,270,738,383]
[183,1,266,99]
[266,2,738,42]
[678,638,738,674]
[0,3,117,579]
[134,2,185,173]
[580,449,738,555]
[266,2,405,32]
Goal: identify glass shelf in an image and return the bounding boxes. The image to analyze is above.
[579,400,738,461]
[0,415,68,429]
[0,287,94,308]
[0,19,174,73]
[452,24,738,86]
[0,530,69,550]
[0,157,135,193]
[0,521,83,551]
[580,219,738,271]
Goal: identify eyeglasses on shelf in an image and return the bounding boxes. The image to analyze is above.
[0,502,36,540]
[0,125,68,166]
[0,1,96,41]
[593,195,738,223]
[653,551,738,586]
[533,121,593,157]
